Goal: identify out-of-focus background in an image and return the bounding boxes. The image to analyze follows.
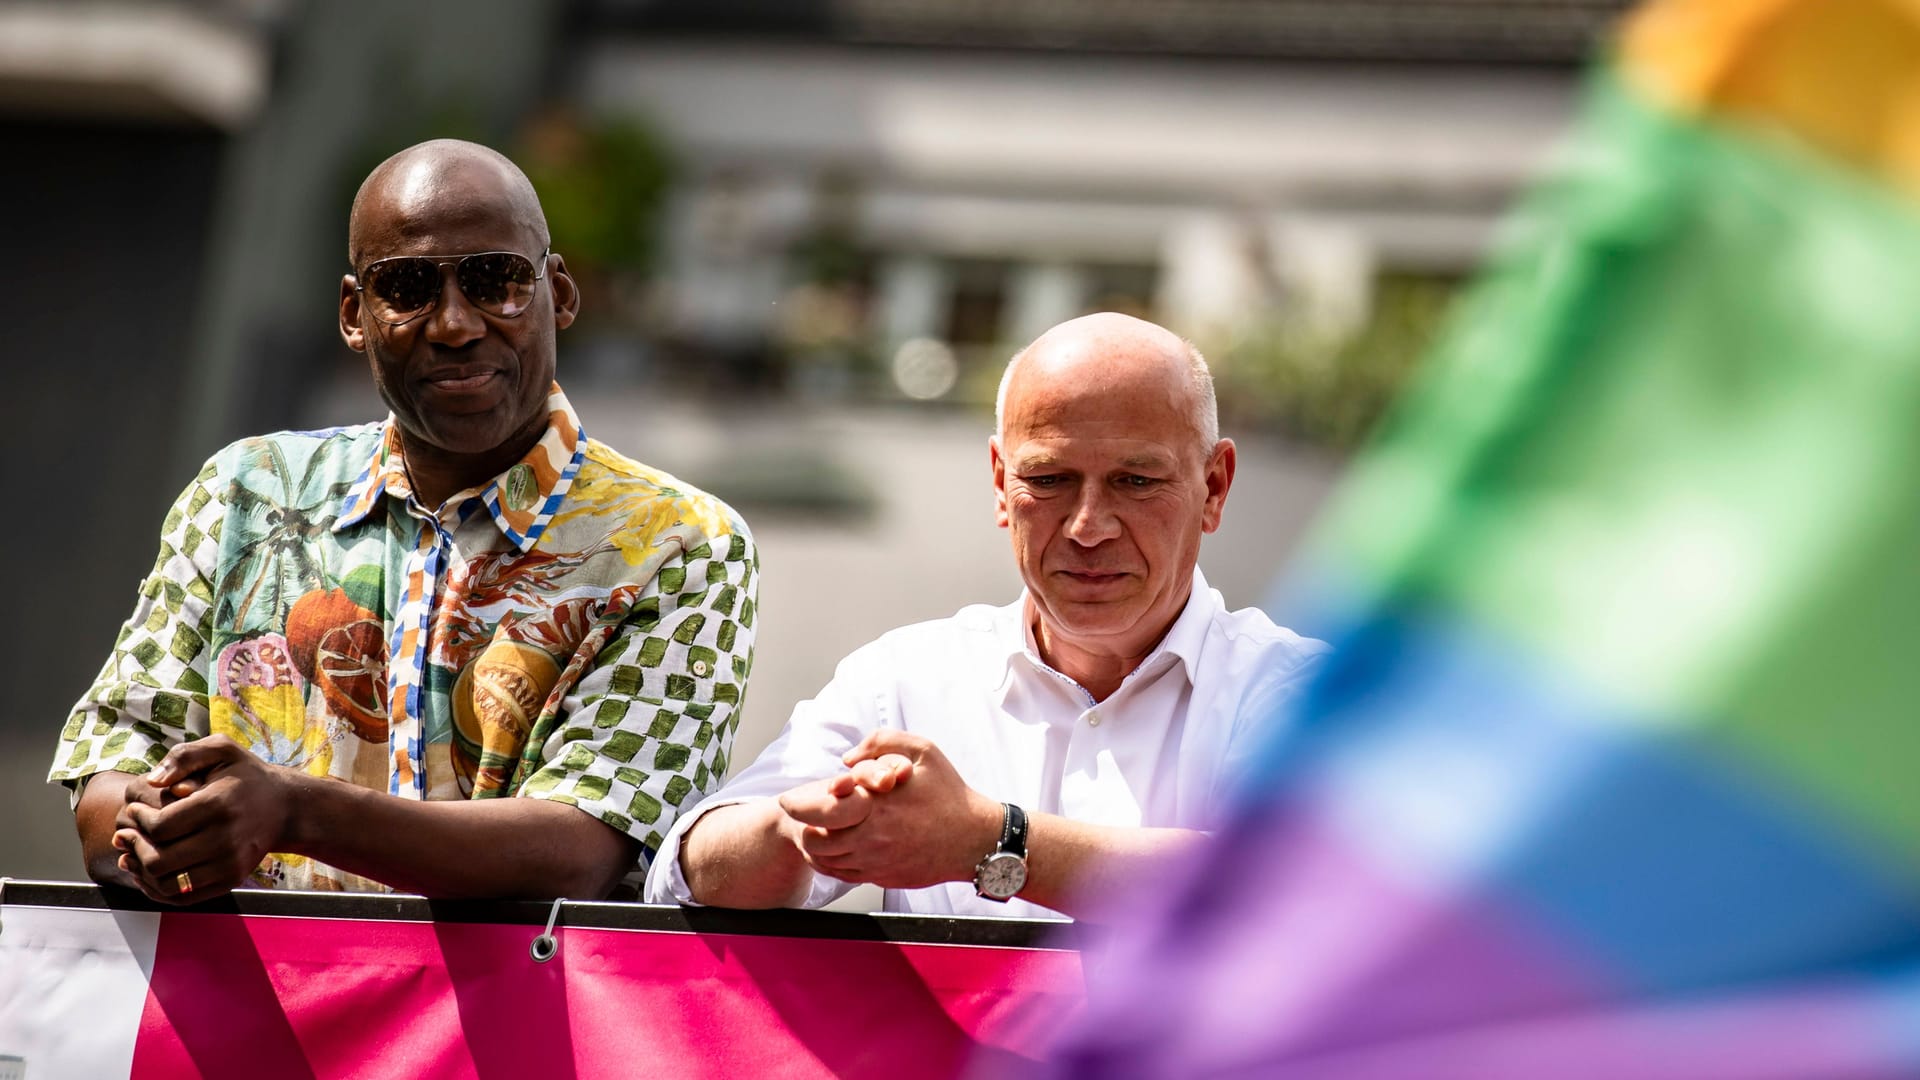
[1,0,1626,887]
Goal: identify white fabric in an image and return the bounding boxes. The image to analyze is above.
[0,902,158,1076]
[646,568,1329,918]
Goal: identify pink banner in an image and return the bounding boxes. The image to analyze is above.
[129,910,1083,1079]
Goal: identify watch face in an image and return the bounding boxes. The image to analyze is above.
[976,852,1027,901]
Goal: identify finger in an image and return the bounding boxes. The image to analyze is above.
[806,849,867,872]
[780,777,844,817]
[842,729,928,767]
[786,798,862,830]
[795,825,856,860]
[149,735,242,786]
[778,786,831,823]
[129,872,170,905]
[780,800,832,828]
[117,809,230,878]
[135,856,229,906]
[124,799,179,841]
[117,827,166,872]
[112,847,160,897]
[824,772,859,799]
[846,755,914,793]
[877,754,913,789]
[120,813,259,905]
[846,759,896,793]
[136,779,239,844]
[122,777,169,810]
[782,786,872,830]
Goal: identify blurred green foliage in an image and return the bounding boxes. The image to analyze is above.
[1214,274,1458,450]
[519,109,673,279]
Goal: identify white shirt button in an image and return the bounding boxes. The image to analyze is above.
[1086,710,1101,727]
[692,660,711,677]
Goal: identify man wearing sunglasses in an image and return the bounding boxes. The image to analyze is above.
[52,140,757,903]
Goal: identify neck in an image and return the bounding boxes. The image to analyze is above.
[1031,608,1177,705]
[397,421,546,509]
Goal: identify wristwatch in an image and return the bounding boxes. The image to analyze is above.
[973,802,1029,902]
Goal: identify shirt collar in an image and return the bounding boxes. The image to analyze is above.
[998,565,1219,689]
[333,382,588,552]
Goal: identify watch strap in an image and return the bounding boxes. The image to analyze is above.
[998,802,1029,859]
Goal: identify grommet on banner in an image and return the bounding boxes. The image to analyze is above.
[530,896,565,962]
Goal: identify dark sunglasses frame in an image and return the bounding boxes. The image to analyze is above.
[352,249,550,326]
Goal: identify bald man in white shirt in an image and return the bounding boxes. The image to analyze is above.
[647,313,1328,919]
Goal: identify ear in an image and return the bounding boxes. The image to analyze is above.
[990,436,1011,529]
[339,275,368,352]
[548,252,581,330]
[1200,438,1236,534]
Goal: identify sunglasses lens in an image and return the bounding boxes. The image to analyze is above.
[456,252,538,317]
[364,258,440,322]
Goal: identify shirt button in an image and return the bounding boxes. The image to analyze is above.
[692,660,711,677]
[1087,711,1101,727]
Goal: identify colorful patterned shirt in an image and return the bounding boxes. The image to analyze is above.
[50,385,757,893]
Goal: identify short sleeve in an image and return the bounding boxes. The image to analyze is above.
[49,458,225,795]
[517,528,760,864]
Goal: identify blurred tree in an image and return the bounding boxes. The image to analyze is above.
[1214,274,1457,450]
[778,170,876,398]
[518,107,675,331]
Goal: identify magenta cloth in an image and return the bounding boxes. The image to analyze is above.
[128,910,1083,1078]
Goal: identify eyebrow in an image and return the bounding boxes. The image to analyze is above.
[1011,451,1066,470]
[1011,451,1177,471]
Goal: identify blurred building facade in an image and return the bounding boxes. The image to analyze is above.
[571,0,1626,396]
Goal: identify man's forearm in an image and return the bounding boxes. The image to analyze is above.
[1016,815,1206,919]
[280,772,639,899]
[679,799,816,909]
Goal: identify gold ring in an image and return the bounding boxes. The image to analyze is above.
[176,870,194,896]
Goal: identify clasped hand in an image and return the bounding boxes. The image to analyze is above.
[112,734,293,904]
[776,730,1003,890]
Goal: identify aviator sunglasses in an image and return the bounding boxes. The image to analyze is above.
[353,249,548,325]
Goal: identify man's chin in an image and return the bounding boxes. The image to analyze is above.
[1035,596,1146,640]
[402,413,520,457]
[1041,579,1143,623]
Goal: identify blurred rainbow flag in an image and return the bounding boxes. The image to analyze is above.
[1043,0,1920,1074]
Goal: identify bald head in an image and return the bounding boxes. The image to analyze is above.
[996,312,1218,458]
[348,139,548,268]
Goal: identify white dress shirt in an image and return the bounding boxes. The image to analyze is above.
[646,568,1329,918]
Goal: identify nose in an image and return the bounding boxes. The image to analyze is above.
[1062,483,1123,546]
[422,269,485,347]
